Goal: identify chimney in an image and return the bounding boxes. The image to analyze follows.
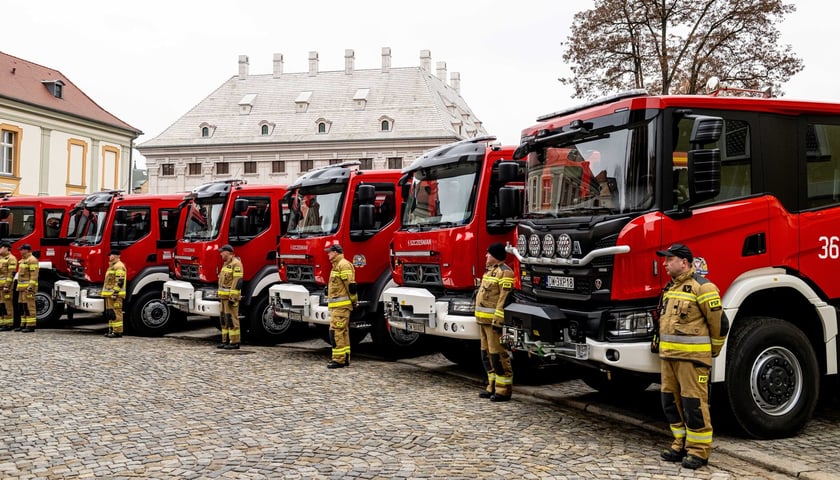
[238,55,249,80]
[381,47,391,73]
[273,53,284,78]
[309,51,319,76]
[420,50,431,73]
[451,71,461,94]
[436,61,447,82]
[345,49,355,75]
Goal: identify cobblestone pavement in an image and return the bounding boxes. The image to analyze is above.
[0,323,830,479]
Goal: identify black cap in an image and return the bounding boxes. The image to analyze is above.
[656,243,693,262]
[109,250,121,256]
[488,242,507,262]
[19,243,31,251]
[325,244,343,254]
[0,241,10,249]
[220,244,234,253]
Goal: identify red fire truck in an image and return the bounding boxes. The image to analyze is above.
[53,191,186,335]
[498,90,840,439]
[382,137,522,365]
[162,180,288,343]
[0,194,84,325]
[269,161,421,354]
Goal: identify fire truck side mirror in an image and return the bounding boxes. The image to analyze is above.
[0,207,9,220]
[497,161,520,184]
[233,198,249,215]
[357,184,375,204]
[231,215,248,237]
[689,116,724,146]
[114,209,128,223]
[112,223,127,242]
[0,221,8,238]
[358,204,375,230]
[688,149,721,203]
[498,187,521,219]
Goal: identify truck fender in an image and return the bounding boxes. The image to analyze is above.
[711,267,838,382]
[359,268,393,315]
[241,265,280,306]
[126,266,171,301]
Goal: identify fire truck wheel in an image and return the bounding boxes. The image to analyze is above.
[581,369,652,394]
[722,316,819,439]
[35,282,64,327]
[129,290,175,336]
[438,338,484,373]
[247,295,303,345]
[370,306,424,357]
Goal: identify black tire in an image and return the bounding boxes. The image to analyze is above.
[35,282,64,327]
[316,324,368,347]
[439,338,484,373]
[581,369,653,394]
[370,305,424,358]
[722,316,819,439]
[128,289,177,336]
[246,294,303,345]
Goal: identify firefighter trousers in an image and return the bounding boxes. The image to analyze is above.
[220,299,240,344]
[660,358,713,460]
[18,290,36,328]
[329,307,351,365]
[0,287,13,328]
[479,323,513,397]
[105,297,124,334]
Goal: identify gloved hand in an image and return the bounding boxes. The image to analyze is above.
[229,292,241,302]
[711,344,722,358]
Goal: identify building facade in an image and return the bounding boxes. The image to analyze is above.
[0,51,142,196]
[138,48,488,193]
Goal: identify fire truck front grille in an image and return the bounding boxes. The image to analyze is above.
[180,264,200,281]
[402,264,442,287]
[286,265,315,283]
[592,235,617,268]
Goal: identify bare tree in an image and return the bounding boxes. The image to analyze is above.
[560,0,803,98]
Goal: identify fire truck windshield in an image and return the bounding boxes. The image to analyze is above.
[524,120,655,217]
[285,184,345,236]
[402,162,478,229]
[183,198,226,241]
[75,208,108,246]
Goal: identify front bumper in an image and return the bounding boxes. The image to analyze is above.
[268,283,331,326]
[162,280,220,317]
[53,279,104,313]
[382,286,479,340]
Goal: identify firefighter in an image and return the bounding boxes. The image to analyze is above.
[0,241,17,331]
[325,243,356,369]
[217,244,243,350]
[101,250,127,338]
[16,243,38,332]
[474,242,515,402]
[655,243,728,470]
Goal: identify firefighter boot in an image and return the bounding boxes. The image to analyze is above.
[682,454,708,470]
[660,448,686,462]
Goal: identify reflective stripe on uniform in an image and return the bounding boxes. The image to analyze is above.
[663,291,697,302]
[696,291,720,306]
[686,429,713,444]
[329,296,351,308]
[475,306,495,319]
[670,426,686,439]
[495,375,513,386]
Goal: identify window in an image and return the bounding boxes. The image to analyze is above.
[261,124,269,135]
[158,208,182,243]
[121,208,151,242]
[101,145,119,191]
[300,160,313,172]
[244,161,257,174]
[1,126,21,176]
[359,158,373,170]
[806,123,840,209]
[188,163,202,175]
[43,210,64,239]
[201,127,210,137]
[272,161,285,173]
[216,162,229,175]
[230,196,271,239]
[318,122,327,133]
[350,184,397,236]
[381,120,390,131]
[387,157,402,170]
[329,159,342,165]
[161,164,175,176]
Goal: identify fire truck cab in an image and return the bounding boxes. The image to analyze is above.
[382,137,522,365]
[162,180,288,343]
[0,194,83,325]
[269,161,421,354]
[53,191,185,335]
[499,90,840,439]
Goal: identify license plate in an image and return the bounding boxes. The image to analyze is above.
[546,275,574,290]
[278,310,303,321]
[403,322,425,333]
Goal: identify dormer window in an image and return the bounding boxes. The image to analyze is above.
[238,93,257,115]
[42,79,65,99]
[379,115,394,132]
[353,88,369,110]
[258,120,275,136]
[316,118,332,134]
[199,122,216,138]
[318,123,326,133]
[296,91,312,113]
[261,125,269,135]
[381,120,390,131]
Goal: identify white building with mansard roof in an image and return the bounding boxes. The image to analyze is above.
[138,48,487,193]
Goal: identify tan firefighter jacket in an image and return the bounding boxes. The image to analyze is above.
[0,252,17,288]
[16,252,38,292]
[328,254,356,309]
[218,256,244,301]
[101,259,127,298]
[474,262,514,327]
[658,267,726,366]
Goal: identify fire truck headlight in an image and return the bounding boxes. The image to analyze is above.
[607,311,655,339]
[516,234,527,257]
[449,299,475,315]
[542,234,555,257]
[528,234,541,257]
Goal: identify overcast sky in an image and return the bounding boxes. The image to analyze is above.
[1,0,835,167]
